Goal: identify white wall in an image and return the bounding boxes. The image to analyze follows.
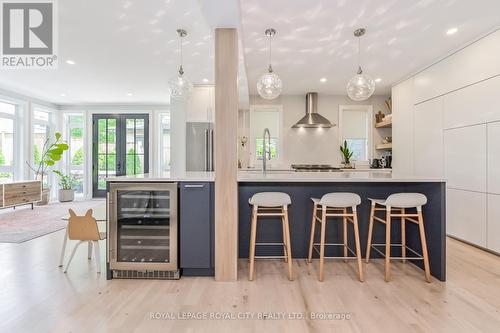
[240,94,391,168]
[392,28,500,253]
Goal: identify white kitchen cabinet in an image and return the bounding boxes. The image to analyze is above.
[487,121,500,195]
[447,188,487,247]
[487,194,500,253]
[413,97,444,178]
[444,124,487,192]
[414,30,500,104]
[391,79,414,175]
[186,86,215,122]
[443,75,500,129]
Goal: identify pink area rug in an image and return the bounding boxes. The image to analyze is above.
[0,200,104,243]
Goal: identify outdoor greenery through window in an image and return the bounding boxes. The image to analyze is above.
[66,114,84,195]
[0,101,16,182]
[97,118,116,190]
[33,108,51,187]
[255,138,278,160]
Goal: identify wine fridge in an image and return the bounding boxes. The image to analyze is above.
[107,182,178,279]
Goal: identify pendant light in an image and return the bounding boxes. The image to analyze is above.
[256,28,282,100]
[168,29,193,99]
[346,28,375,101]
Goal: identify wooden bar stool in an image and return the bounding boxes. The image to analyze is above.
[307,193,364,282]
[366,193,431,282]
[248,192,293,281]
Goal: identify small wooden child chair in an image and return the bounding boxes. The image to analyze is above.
[64,209,105,274]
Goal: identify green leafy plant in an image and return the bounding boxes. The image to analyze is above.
[53,170,76,190]
[340,140,354,164]
[26,132,69,189]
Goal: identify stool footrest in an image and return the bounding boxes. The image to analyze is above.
[370,243,424,260]
[253,255,288,260]
[255,242,285,246]
[312,243,356,257]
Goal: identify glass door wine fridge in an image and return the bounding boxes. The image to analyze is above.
[107,182,178,279]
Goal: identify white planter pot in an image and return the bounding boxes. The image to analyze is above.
[58,189,75,202]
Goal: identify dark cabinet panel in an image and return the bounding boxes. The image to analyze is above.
[179,182,213,270]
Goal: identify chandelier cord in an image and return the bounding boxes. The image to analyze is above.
[357,36,362,74]
[268,32,273,72]
[179,34,184,75]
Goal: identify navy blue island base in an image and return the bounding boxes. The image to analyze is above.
[238,181,446,281]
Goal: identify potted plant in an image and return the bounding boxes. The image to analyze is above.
[26,132,69,205]
[340,140,354,169]
[53,170,76,202]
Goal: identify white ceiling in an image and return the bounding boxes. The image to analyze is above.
[0,0,215,105]
[2,0,500,104]
[240,0,500,96]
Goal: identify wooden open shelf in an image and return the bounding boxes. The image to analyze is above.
[375,118,392,128]
[376,143,392,150]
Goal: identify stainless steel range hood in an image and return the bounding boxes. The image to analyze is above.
[292,92,334,128]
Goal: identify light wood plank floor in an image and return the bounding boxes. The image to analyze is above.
[1,230,499,333]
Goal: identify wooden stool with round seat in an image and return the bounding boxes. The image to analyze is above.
[307,192,364,282]
[365,193,431,282]
[248,192,293,281]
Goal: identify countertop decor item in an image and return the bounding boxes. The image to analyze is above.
[53,170,77,202]
[385,97,392,112]
[346,28,375,101]
[168,29,193,99]
[375,111,385,123]
[340,140,354,168]
[256,28,282,100]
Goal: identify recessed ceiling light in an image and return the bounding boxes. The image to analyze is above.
[127,93,133,96]
[60,93,66,97]
[446,27,458,35]
[65,60,75,65]
[375,78,382,83]
[202,78,209,83]
[319,78,327,83]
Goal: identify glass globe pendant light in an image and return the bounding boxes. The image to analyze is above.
[168,29,193,99]
[346,28,375,101]
[257,28,282,100]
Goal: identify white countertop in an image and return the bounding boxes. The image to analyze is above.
[106,171,215,182]
[105,170,444,183]
[237,171,445,183]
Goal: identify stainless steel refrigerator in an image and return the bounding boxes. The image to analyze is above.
[186,122,214,171]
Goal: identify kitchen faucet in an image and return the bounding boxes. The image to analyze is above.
[262,128,271,174]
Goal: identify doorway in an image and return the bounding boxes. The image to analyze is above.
[92,114,149,197]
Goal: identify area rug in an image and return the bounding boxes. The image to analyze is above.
[0,200,105,243]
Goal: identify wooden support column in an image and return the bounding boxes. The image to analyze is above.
[214,28,238,281]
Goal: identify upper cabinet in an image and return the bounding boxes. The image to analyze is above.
[444,124,487,193]
[186,86,215,123]
[413,31,500,104]
[391,79,415,175]
[443,75,500,129]
[414,97,444,178]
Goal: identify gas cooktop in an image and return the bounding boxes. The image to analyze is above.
[290,164,342,172]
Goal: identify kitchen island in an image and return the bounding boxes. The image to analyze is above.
[106,171,446,281]
[238,171,446,281]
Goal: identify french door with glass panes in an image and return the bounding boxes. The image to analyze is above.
[92,114,149,197]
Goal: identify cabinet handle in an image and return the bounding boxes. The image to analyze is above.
[184,184,204,188]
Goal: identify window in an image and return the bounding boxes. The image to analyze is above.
[160,113,171,171]
[64,113,85,196]
[339,105,373,162]
[249,105,282,165]
[0,101,16,182]
[33,107,52,187]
